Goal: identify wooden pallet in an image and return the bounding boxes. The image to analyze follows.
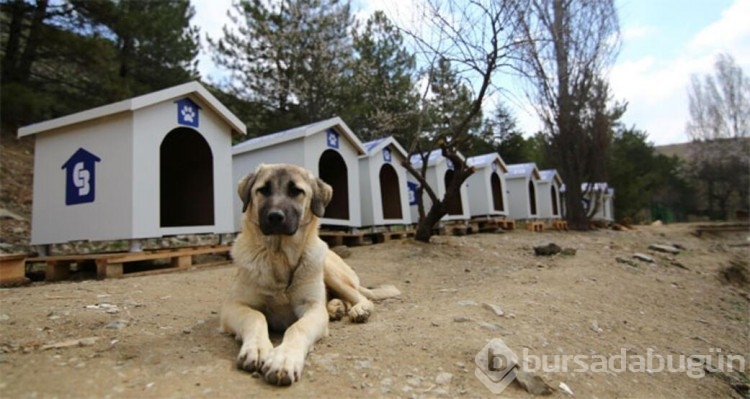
[693,223,749,237]
[371,230,415,244]
[472,217,515,233]
[0,254,29,286]
[318,231,372,247]
[525,221,544,232]
[25,245,232,281]
[552,220,569,231]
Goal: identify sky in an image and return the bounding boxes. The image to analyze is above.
[192,0,750,146]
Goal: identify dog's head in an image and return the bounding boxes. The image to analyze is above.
[237,164,333,235]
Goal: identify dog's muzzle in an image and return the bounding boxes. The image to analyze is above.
[259,207,299,236]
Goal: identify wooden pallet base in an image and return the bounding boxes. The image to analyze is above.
[0,254,29,286]
[471,217,516,232]
[525,221,544,232]
[552,220,569,231]
[25,245,232,281]
[318,231,372,247]
[371,230,415,244]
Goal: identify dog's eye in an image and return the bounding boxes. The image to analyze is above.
[288,184,304,197]
[257,184,271,196]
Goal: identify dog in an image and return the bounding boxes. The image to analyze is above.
[221,163,400,386]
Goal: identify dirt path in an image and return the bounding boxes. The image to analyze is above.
[0,224,748,398]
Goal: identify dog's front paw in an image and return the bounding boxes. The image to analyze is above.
[261,344,306,386]
[327,298,347,321]
[348,300,373,323]
[236,337,273,373]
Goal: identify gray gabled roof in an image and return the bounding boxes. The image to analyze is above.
[410,149,466,168]
[362,136,408,159]
[232,117,366,156]
[18,81,246,137]
[466,152,508,173]
[505,162,541,180]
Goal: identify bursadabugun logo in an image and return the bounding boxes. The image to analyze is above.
[474,338,519,394]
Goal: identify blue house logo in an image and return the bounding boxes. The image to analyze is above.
[62,148,101,205]
[176,98,200,127]
[383,147,392,163]
[407,181,419,206]
[326,129,339,149]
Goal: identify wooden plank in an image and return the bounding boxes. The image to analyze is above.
[171,255,192,269]
[104,245,231,264]
[46,261,71,282]
[0,254,28,286]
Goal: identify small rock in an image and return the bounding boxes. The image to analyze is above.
[534,243,562,256]
[633,253,654,263]
[431,321,440,327]
[651,220,663,226]
[453,316,471,323]
[479,322,501,331]
[457,300,477,306]
[0,314,9,322]
[406,377,421,387]
[182,328,192,334]
[648,244,680,254]
[435,372,453,385]
[591,320,603,333]
[559,382,574,395]
[106,320,128,330]
[514,370,553,395]
[482,303,504,317]
[615,256,637,267]
[330,245,352,259]
[670,260,689,270]
[561,248,577,256]
[454,361,466,369]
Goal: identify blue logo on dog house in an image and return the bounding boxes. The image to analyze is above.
[326,129,339,149]
[175,98,200,127]
[407,181,419,205]
[62,148,101,205]
[383,147,392,163]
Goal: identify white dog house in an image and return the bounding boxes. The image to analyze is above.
[583,183,615,222]
[505,162,542,220]
[407,150,471,223]
[17,81,246,245]
[359,137,412,227]
[465,153,509,218]
[536,169,564,219]
[232,117,366,230]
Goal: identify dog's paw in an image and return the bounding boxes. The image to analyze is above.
[236,337,273,373]
[261,344,306,386]
[327,298,346,321]
[348,300,373,323]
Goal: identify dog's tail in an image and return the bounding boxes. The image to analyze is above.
[359,285,401,301]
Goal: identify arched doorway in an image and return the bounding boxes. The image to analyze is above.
[318,150,349,220]
[160,128,214,227]
[490,172,503,212]
[379,164,402,220]
[528,180,537,216]
[444,170,463,215]
[551,185,559,216]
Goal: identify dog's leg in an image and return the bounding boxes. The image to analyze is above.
[324,266,373,323]
[220,300,273,373]
[261,284,329,386]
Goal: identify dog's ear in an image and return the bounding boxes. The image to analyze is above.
[311,177,333,218]
[237,172,257,213]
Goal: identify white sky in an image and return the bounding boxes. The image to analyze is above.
[192,0,750,145]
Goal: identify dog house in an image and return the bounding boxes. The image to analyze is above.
[582,183,615,222]
[536,169,564,219]
[232,117,366,230]
[359,137,412,227]
[465,153,509,218]
[17,81,246,245]
[407,150,471,223]
[505,162,542,220]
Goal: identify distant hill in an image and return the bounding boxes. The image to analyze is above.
[655,142,691,160]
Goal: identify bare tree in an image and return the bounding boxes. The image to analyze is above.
[686,53,750,218]
[514,0,621,229]
[397,0,525,242]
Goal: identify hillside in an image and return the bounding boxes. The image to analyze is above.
[0,132,34,254]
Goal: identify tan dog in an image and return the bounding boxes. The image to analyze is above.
[221,164,399,386]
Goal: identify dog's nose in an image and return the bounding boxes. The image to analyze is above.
[267,210,285,224]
